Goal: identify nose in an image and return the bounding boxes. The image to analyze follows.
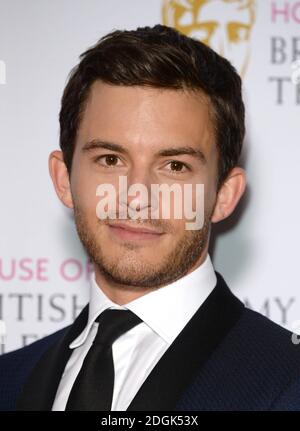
[118,168,158,219]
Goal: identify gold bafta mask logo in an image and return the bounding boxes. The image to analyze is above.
[162,0,256,77]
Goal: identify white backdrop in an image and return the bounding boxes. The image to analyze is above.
[0,0,299,353]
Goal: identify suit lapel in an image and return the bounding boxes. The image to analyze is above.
[16,305,89,411]
[16,271,244,411]
[126,272,245,410]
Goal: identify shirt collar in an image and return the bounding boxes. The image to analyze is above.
[70,253,216,348]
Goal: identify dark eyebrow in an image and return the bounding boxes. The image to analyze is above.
[157,146,207,164]
[82,140,206,164]
[82,139,129,155]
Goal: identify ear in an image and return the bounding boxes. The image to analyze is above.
[211,167,246,223]
[48,150,74,209]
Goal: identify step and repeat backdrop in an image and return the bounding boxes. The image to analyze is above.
[0,0,299,353]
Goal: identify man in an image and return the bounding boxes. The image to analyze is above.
[1,24,300,411]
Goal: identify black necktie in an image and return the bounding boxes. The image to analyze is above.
[65,308,142,411]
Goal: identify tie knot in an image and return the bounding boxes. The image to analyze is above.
[93,309,142,347]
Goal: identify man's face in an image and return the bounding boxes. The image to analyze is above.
[69,82,219,289]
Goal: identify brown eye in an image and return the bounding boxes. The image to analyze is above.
[170,161,184,171]
[94,154,122,168]
[105,155,118,165]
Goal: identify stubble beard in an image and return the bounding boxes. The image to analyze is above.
[73,204,212,290]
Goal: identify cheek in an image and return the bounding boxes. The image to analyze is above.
[203,159,218,213]
[203,185,217,219]
[71,167,100,215]
[186,176,216,220]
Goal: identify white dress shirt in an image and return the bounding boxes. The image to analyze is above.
[52,253,217,411]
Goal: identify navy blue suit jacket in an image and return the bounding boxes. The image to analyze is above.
[1,271,300,411]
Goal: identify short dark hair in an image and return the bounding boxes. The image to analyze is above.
[59,24,245,189]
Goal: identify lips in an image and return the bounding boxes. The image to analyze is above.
[107,221,164,241]
[108,222,164,235]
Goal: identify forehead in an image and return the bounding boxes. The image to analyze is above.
[77,81,215,154]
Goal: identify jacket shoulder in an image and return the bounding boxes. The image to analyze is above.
[234,307,300,409]
[178,305,300,411]
[0,326,69,411]
[240,306,300,357]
